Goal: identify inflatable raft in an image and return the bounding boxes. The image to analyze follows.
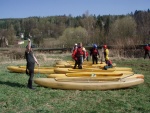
[34,77,144,90]
[47,73,144,79]
[7,66,55,74]
[54,67,133,74]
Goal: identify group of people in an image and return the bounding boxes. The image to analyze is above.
[71,42,113,70]
[25,40,150,90]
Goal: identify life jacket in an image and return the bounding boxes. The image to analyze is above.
[76,47,84,57]
[72,46,77,53]
[72,49,77,60]
[86,51,89,57]
[106,60,112,66]
[144,46,150,51]
[92,48,99,56]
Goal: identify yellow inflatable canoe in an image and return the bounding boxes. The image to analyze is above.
[54,74,144,82]
[34,77,144,90]
[19,66,54,69]
[65,72,123,77]
[56,60,106,65]
[54,68,115,74]
[55,63,106,68]
[47,73,144,79]
[47,71,124,77]
[54,68,133,74]
[7,66,55,74]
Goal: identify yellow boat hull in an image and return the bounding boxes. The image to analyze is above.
[47,73,144,79]
[19,66,54,69]
[34,77,144,90]
[7,66,55,74]
[54,74,144,82]
[54,68,133,74]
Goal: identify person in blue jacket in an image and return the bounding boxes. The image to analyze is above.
[90,44,100,64]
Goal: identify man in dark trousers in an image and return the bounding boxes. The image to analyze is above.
[144,44,150,59]
[72,44,78,69]
[104,59,113,70]
[73,42,86,69]
[25,39,39,89]
[90,44,100,64]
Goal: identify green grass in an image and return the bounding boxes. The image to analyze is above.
[0,55,150,113]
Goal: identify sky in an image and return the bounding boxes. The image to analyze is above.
[0,0,150,19]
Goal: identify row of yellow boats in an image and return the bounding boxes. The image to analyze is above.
[7,60,144,90]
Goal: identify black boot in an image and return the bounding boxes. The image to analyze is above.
[79,65,82,69]
[73,66,76,69]
[28,80,35,90]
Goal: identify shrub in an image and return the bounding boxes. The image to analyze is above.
[9,48,25,60]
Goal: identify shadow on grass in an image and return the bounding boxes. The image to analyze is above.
[0,81,25,88]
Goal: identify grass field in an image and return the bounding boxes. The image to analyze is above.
[0,53,150,113]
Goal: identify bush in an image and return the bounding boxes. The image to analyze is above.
[9,48,25,59]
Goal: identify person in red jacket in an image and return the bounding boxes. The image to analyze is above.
[71,43,78,53]
[83,47,89,61]
[103,59,113,70]
[144,44,150,59]
[85,51,89,61]
[72,46,78,69]
[73,42,85,69]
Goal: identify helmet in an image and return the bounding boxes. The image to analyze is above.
[103,45,107,48]
[93,44,97,48]
[75,43,77,46]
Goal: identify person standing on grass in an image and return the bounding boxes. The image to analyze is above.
[25,39,39,90]
[90,44,100,64]
[144,44,150,59]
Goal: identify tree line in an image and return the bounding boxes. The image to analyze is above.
[0,9,150,48]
